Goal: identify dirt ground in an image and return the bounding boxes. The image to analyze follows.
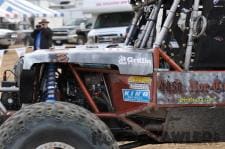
[1,46,225,149]
[135,143,225,149]
[0,46,32,80]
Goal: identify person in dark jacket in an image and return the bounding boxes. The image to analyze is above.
[31,19,53,50]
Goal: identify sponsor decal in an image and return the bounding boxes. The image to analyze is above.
[122,89,150,103]
[163,131,220,142]
[159,78,225,94]
[158,79,183,94]
[118,55,152,65]
[157,73,225,104]
[178,97,215,104]
[129,83,149,90]
[128,76,151,90]
[128,76,151,84]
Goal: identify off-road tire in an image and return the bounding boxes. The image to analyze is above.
[0,102,118,149]
[77,35,87,45]
[0,45,9,49]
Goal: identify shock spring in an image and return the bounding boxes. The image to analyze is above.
[45,63,56,103]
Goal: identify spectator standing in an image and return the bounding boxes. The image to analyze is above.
[31,19,53,50]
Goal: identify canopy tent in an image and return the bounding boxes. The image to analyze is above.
[0,7,17,18]
[0,7,20,23]
[0,0,63,18]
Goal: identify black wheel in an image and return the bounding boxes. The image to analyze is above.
[0,45,9,49]
[77,36,86,45]
[0,102,118,149]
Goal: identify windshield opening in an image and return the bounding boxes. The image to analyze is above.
[94,11,134,29]
[65,19,88,26]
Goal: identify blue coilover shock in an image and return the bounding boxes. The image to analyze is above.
[45,63,56,103]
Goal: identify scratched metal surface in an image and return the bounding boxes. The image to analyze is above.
[23,47,153,75]
[157,72,225,104]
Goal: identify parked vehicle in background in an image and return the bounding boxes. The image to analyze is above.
[88,11,133,44]
[0,29,17,49]
[83,0,133,44]
[52,18,92,45]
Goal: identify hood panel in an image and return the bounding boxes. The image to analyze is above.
[23,47,153,75]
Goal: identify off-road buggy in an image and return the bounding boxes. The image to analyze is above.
[0,0,225,148]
